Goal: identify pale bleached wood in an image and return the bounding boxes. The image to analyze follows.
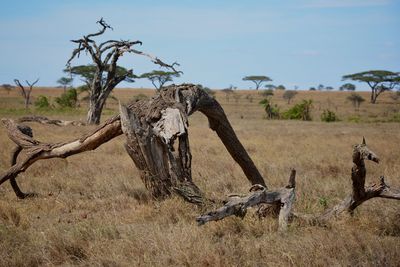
[196,170,296,231]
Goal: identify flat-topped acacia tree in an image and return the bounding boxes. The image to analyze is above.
[140,70,181,90]
[342,70,400,103]
[67,18,179,125]
[242,75,272,90]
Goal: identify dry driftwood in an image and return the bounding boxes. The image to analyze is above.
[315,138,400,222]
[17,116,86,126]
[196,170,296,231]
[1,84,265,201]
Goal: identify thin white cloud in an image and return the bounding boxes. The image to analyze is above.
[304,0,390,8]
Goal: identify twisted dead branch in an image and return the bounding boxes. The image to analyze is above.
[316,138,400,222]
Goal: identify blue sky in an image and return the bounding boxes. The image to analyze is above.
[0,0,399,90]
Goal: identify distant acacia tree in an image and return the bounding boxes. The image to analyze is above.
[347,93,365,111]
[140,70,180,90]
[276,85,286,90]
[283,90,298,104]
[57,77,73,93]
[242,75,272,90]
[66,18,178,125]
[1,84,13,94]
[339,83,356,91]
[14,78,39,110]
[325,86,334,91]
[317,84,325,91]
[264,84,276,90]
[309,87,316,91]
[342,70,400,104]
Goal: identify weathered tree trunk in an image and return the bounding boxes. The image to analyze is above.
[1,84,266,202]
[371,88,377,104]
[87,94,107,125]
[24,97,30,110]
[118,83,266,201]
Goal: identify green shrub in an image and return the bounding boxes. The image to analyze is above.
[34,95,51,110]
[55,89,78,108]
[348,115,361,123]
[259,98,280,119]
[389,112,400,122]
[282,100,313,121]
[321,109,339,122]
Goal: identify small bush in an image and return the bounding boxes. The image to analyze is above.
[389,113,400,122]
[259,98,280,119]
[347,93,365,110]
[282,100,313,121]
[348,115,361,123]
[321,109,339,122]
[260,89,274,97]
[55,89,78,108]
[282,90,297,104]
[34,95,51,110]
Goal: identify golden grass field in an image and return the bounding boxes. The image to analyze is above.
[0,87,399,266]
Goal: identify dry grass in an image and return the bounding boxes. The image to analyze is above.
[0,87,399,266]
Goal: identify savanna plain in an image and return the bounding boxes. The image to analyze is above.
[0,88,399,266]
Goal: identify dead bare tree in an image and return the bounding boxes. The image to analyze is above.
[14,78,39,110]
[0,84,265,201]
[67,18,180,125]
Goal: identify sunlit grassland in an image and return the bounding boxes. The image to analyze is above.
[0,87,399,266]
